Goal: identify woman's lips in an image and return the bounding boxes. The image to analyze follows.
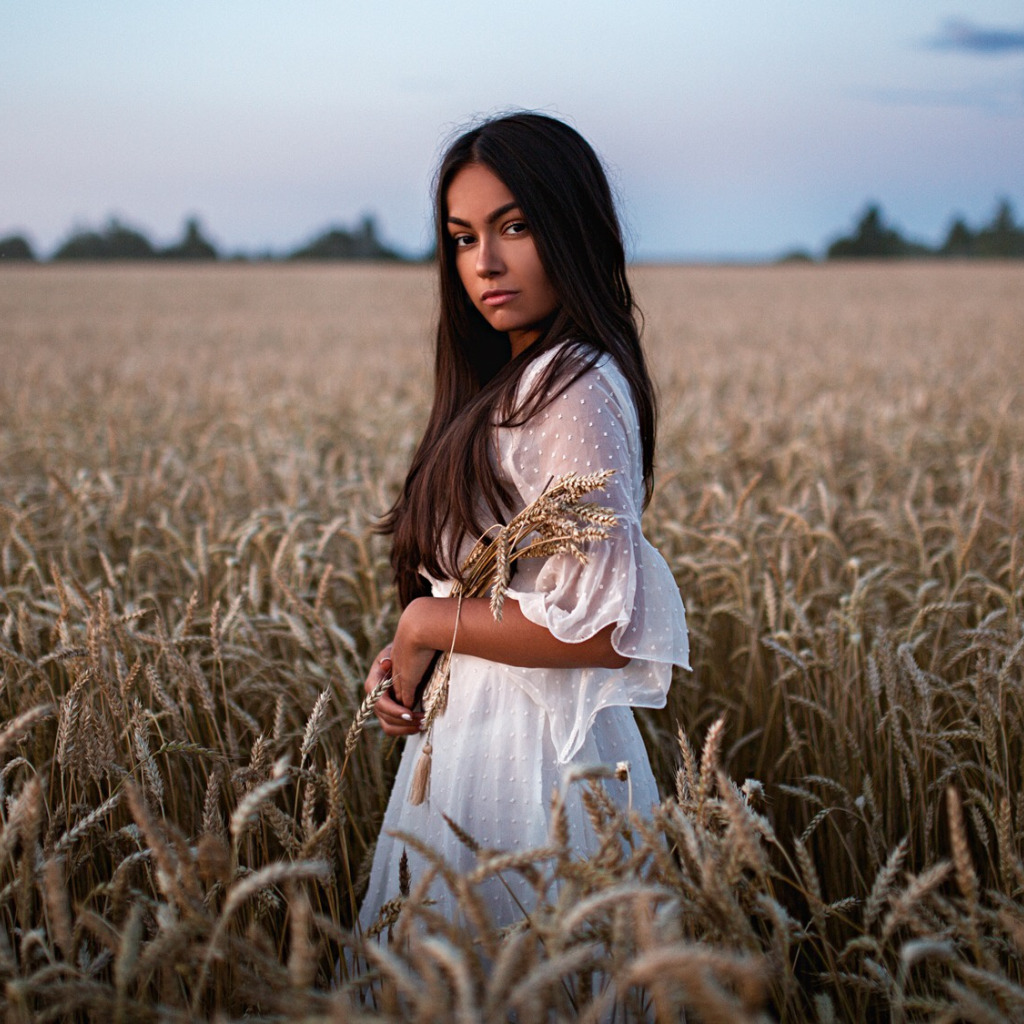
[481,290,518,306]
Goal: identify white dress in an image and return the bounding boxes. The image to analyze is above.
[358,347,690,934]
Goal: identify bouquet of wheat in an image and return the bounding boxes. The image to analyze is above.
[344,470,619,805]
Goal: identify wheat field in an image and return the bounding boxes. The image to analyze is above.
[1,262,1022,1022]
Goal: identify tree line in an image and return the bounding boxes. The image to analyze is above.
[2,200,1023,263]
[822,199,1024,260]
[0,214,405,263]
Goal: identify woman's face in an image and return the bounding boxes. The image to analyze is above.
[445,163,560,358]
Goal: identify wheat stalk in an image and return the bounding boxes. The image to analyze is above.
[3,264,1024,1020]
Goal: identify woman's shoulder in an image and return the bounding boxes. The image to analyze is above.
[508,341,637,443]
[519,339,627,401]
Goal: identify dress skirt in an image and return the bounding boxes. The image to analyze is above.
[357,652,662,934]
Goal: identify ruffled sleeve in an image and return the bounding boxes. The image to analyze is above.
[495,349,690,764]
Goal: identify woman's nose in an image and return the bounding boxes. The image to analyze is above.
[476,238,503,277]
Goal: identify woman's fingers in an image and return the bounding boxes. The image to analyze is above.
[374,690,424,735]
[363,641,425,733]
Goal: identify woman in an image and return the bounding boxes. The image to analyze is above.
[359,112,689,931]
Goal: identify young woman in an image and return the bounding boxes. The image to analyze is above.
[359,112,689,931]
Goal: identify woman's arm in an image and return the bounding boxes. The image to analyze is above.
[364,599,628,737]
[398,596,627,700]
[390,595,626,706]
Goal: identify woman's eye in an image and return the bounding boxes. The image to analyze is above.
[451,233,474,248]
[505,221,528,236]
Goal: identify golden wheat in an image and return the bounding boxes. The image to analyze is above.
[0,261,1022,1020]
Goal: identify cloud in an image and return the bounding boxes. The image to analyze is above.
[930,19,1024,55]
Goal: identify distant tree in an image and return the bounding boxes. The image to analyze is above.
[940,216,976,258]
[54,218,156,260]
[289,214,401,261]
[290,229,359,260]
[0,235,35,261]
[52,229,107,260]
[975,198,1024,258]
[352,215,399,259]
[776,249,815,264]
[160,217,218,260]
[100,219,155,259]
[826,204,914,259]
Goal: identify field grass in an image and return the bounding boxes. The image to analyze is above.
[1,262,1022,1021]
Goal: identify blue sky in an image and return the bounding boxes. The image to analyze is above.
[3,1,1022,260]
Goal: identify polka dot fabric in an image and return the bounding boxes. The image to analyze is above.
[498,348,690,763]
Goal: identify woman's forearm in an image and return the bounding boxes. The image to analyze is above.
[405,596,628,669]
[389,595,628,708]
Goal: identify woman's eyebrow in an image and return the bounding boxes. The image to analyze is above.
[447,202,521,228]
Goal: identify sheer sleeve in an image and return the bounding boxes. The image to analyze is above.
[494,349,690,764]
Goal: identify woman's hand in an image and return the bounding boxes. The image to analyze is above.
[364,643,423,737]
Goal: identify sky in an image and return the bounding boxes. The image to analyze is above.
[3,1,1023,261]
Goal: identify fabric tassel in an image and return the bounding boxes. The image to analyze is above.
[408,738,433,806]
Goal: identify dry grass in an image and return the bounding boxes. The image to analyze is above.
[1,261,1022,1021]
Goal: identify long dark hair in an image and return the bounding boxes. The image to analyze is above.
[382,112,658,606]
